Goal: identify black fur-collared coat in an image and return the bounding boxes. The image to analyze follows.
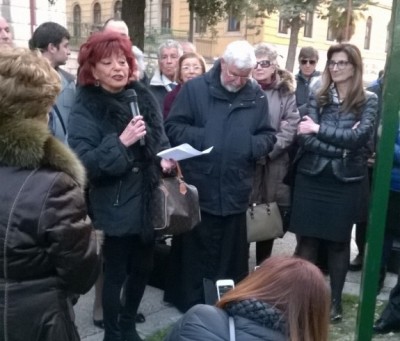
[68,81,170,240]
[0,112,99,341]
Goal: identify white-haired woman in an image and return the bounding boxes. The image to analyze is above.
[250,43,300,263]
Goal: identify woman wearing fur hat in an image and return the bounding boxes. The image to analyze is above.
[68,31,175,341]
[250,43,300,263]
[0,48,99,340]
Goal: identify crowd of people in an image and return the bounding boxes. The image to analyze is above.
[0,14,398,341]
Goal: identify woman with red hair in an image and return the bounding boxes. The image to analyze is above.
[68,31,175,341]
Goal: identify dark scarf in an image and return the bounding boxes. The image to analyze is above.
[224,298,287,335]
[258,73,277,91]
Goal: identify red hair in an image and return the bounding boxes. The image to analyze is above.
[77,31,136,86]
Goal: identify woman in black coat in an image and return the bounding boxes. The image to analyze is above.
[68,31,174,341]
[289,43,377,323]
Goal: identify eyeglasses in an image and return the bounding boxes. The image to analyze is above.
[225,67,251,80]
[254,60,271,69]
[300,59,317,65]
[181,65,202,72]
[327,60,351,70]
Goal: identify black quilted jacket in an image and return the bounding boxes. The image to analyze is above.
[296,88,378,182]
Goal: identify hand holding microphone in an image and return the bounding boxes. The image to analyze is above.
[119,89,147,147]
[119,115,146,147]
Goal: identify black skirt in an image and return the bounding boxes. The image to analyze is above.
[289,164,362,242]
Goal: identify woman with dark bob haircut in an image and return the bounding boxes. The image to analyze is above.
[164,256,330,341]
[288,43,378,323]
[68,31,175,341]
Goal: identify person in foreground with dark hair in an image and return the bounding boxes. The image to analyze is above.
[68,31,174,341]
[0,47,99,341]
[164,256,330,341]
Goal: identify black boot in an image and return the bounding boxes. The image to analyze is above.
[377,267,387,294]
[330,299,343,323]
[120,320,143,341]
[121,329,142,341]
[373,317,400,334]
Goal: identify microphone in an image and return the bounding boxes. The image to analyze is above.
[125,89,145,146]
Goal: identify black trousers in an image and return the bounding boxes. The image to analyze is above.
[355,191,400,268]
[380,274,400,323]
[164,211,249,312]
[102,235,153,341]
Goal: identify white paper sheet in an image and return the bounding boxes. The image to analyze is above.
[157,143,213,161]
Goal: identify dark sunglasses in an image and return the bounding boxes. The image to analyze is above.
[255,60,271,69]
[300,59,317,65]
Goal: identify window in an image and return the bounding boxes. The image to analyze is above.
[227,8,240,32]
[194,15,207,34]
[73,5,81,38]
[93,2,101,25]
[161,0,171,32]
[304,11,314,38]
[326,17,334,41]
[114,1,122,20]
[364,16,372,50]
[278,15,289,34]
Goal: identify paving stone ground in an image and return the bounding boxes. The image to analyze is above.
[77,231,397,341]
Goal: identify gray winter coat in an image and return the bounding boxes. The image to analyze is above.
[251,69,300,206]
[49,68,76,144]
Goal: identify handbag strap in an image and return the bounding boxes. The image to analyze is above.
[174,162,187,194]
[175,162,183,179]
[229,316,236,341]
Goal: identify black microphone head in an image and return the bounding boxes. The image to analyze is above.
[125,89,137,102]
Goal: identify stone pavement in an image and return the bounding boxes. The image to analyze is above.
[76,231,397,341]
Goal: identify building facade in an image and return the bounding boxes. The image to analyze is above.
[66,0,390,78]
[0,0,67,47]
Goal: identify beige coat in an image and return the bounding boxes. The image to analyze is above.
[250,69,300,207]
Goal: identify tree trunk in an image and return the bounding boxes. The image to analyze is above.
[285,16,301,72]
[122,0,146,50]
[188,3,194,42]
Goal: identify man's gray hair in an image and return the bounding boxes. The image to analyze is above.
[222,40,256,69]
[254,43,279,64]
[157,39,183,59]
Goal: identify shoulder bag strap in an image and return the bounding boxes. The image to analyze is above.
[52,104,67,136]
[229,316,236,341]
